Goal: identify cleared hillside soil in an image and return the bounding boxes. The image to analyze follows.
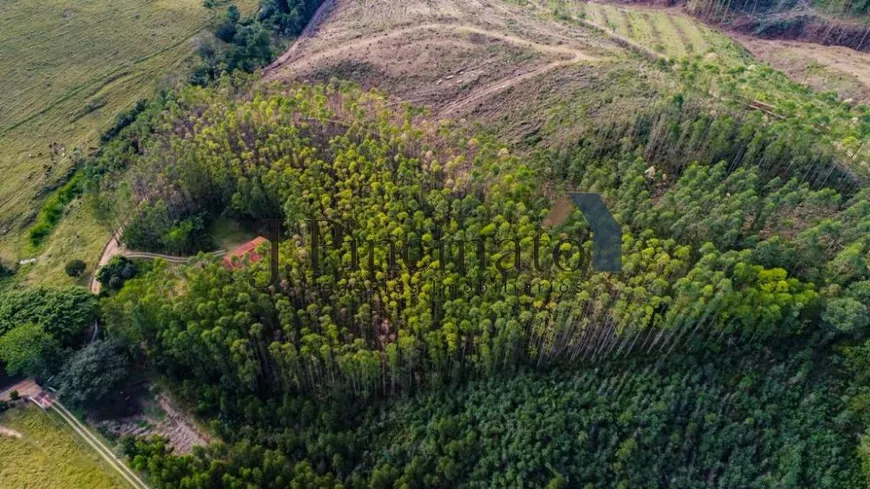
[267,0,621,123]
[577,1,870,100]
[96,394,210,455]
[0,407,130,488]
[735,34,870,102]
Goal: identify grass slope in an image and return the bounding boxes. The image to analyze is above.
[0,0,211,229]
[0,0,255,286]
[0,406,130,489]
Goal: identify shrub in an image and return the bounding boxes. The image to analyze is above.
[98,256,138,291]
[65,259,87,278]
[109,276,124,290]
[100,99,148,144]
[9,390,19,401]
[0,260,14,278]
[28,172,84,246]
[0,324,60,377]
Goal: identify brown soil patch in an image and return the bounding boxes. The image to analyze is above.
[0,426,23,439]
[266,0,619,120]
[735,34,870,102]
[96,394,209,454]
[0,380,41,401]
[542,196,576,228]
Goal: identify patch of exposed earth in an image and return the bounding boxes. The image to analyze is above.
[0,379,41,401]
[266,0,621,122]
[0,426,23,439]
[735,34,870,103]
[96,394,209,455]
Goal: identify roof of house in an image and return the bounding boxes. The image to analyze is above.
[223,237,269,269]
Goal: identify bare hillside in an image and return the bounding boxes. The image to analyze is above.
[264,0,662,144]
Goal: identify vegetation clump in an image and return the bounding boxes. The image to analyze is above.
[64,260,87,278]
[97,257,138,292]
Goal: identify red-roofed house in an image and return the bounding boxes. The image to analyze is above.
[223,237,269,269]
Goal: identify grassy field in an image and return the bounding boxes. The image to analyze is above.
[552,1,742,61]
[0,0,257,286]
[0,406,130,488]
[14,199,111,288]
[0,0,216,231]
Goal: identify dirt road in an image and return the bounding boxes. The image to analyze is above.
[52,401,150,489]
[89,230,124,294]
[89,229,226,295]
[0,379,41,401]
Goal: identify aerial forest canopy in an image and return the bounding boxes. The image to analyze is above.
[2,0,870,485]
[87,77,870,486]
[124,351,864,488]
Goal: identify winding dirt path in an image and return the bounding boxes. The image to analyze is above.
[266,19,598,117]
[52,401,150,489]
[89,230,124,294]
[89,229,226,295]
[268,22,596,77]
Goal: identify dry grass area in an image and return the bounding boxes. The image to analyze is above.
[266,0,626,127]
[0,406,130,488]
[735,34,870,102]
[0,0,256,286]
[0,0,213,234]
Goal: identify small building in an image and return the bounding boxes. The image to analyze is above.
[30,391,53,410]
[223,237,269,269]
